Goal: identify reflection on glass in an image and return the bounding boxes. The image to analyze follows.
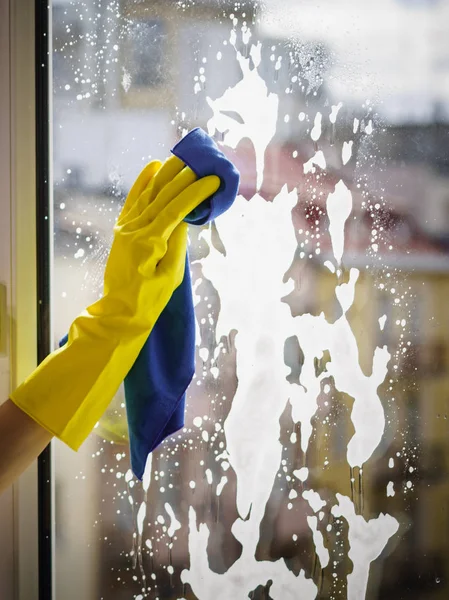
[52,1,449,599]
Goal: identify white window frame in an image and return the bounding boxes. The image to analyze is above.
[0,0,43,598]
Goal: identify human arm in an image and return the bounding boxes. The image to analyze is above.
[2,156,219,492]
[0,399,52,495]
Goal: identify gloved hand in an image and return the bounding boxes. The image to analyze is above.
[10,156,220,450]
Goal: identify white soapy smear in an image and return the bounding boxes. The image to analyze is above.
[288,342,329,453]
[378,314,387,331]
[310,112,322,142]
[142,454,152,493]
[353,118,360,133]
[202,430,209,442]
[206,42,278,190]
[136,498,148,583]
[194,142,391,599]
[181,508,317,599]
[288,489,298,499]
[164,502,181,538]
[342,140,354,165]
[199,347,209,362]
[181,36,398,599]
[216,476,228,497]
[137,502,146,536]
[306,516,329,569]
[324,260,335,273]
[388,458,394,468]
[195,186,320,594]
[193,416,203,428]
[201,188,298,526]
[335,268,359,313]
[192,277,203,305]
[331,495,399,600]
[365,120,373,134]
[303,150,326,174]
[329,102,343,124]
[326,179,353,265]
[121,68,131,93]
[387,482,395,497]
[290,432,297,444]
[242,24,251,45]
[293,467,309,482]
[302,490,327,513]
[215,451,230,462]
[205,469,213,485]
[290,269,390,467]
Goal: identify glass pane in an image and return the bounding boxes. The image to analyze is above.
[52,1,449,598]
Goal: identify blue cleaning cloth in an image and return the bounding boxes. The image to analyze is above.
[62,128,239,479]
[126,128,239,478]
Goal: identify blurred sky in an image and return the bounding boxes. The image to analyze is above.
[260,0,449,122]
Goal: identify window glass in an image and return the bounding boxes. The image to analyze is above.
[125,19,167,88]
[52,1,449,599]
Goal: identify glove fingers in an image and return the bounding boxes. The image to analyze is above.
[152,175,221,240]
[156,222,188,286]
[132,167,198,231]
[118,155,185,227]
[127,178,157,223]
[117,161,161,226]
[123,156,187,227]
[138,221,188,281]
[149,155,186,202]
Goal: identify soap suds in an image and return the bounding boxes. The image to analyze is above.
[206,41,278,191]
[326,179,353,265]
[332,495,399,600]
[302,489,327,513]
[164,502,181,538]
[303,150,326,174]
[342,140,354,165]
[306,516,329,569]
[311,111,323,141]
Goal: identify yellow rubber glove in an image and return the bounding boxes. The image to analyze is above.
[11,156,220,450]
